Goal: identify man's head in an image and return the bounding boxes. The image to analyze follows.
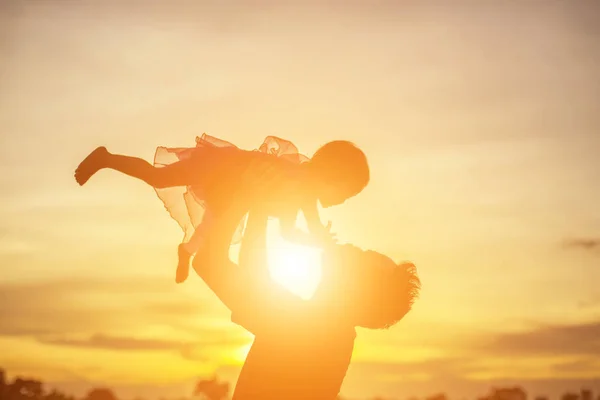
[318,244,421,329]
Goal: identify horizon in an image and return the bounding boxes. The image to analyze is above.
[2,366,600,400]
[1,1,599,399]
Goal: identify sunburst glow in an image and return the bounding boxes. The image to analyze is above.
[267,237,323,300]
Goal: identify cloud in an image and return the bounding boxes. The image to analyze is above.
[143,300,205,317]
[0,327,55,336]
[0,277,228,340]
[563,238,600,251]
[342,361,600,400]
[38,332,249,352]
[480,321,600,357]
[0,278,158,334]
[551,358,600,374]
[347,356,495,383]
[0,277,172,302]
[343,320,600,391]
[38,334,184,351]
[34,331,251,366]
[0,276,250,371]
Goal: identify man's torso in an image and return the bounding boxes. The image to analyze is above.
[232,318,356,400]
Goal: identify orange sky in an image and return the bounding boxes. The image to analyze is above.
[1,1,599,399]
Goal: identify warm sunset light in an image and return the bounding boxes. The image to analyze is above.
[2,2,600,400]
[267,237,322,300]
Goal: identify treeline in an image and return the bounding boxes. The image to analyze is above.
[1,368,597,400]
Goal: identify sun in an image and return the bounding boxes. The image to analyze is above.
[267,237,322,300]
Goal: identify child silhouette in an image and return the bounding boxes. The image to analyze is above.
[75,134,369,283]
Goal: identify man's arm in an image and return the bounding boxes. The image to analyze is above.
[190,211,252,313]
[233,209,309,334]
[191,208,307,335]
[239,209,270,275]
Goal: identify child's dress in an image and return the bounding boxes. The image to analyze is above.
[153,134,309,248]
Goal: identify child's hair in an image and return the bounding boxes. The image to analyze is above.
[322,245,421,330]
[310,141,370,197]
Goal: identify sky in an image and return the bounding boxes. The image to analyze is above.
[1,0,600,399]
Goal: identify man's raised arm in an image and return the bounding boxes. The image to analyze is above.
[190,211,253,313]
[190,209,273,313]
[238,209,270,278]
[232,210,308,334]
[192,208,304,334]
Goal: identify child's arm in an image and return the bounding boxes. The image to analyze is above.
[279,211,312,245]
[279,200,334,247]
[302,198,326,236]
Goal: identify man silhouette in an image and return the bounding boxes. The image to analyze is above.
[192,208,420,399]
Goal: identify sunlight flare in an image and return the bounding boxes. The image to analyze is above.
[267,238,322,300]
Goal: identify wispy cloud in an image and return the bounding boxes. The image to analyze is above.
[480,321,600,357]
[578,295,600,309]
[552,358,600,374]
[347,320,600,384]
[0,277,227,339]
[0,276,251,375]
[563,238,600,252]
[37,332,249,354]
[38,334,185,351]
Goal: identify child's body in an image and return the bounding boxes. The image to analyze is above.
[170,136,337,282]
[75,134,370,283]
[177,183,334,283]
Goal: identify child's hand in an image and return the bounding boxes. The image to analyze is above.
[319,221,337,247]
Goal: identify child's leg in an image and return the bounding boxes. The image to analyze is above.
[184,221,209,253]
[75,147,197,188]
[176,209,214,283]
[175,225,205,284]
[176,243,192,283]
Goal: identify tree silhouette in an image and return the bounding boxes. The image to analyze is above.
[43,389,74,400]
[84,388,119,400]
[1,367,599,400]
[426,393,449,400]
[1,369,7,399]
[193,376,229,400]
[10,378,44,400]
[562,393,579,400]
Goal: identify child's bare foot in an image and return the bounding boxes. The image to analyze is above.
[75,147,109,186]
[176,244,191,284]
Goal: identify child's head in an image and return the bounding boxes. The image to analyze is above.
[309,141,369,207]
[318,244,421,329]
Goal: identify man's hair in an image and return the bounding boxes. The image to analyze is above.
[310,141,370,196]
[358,252,420,329]
[323,245,421,330]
